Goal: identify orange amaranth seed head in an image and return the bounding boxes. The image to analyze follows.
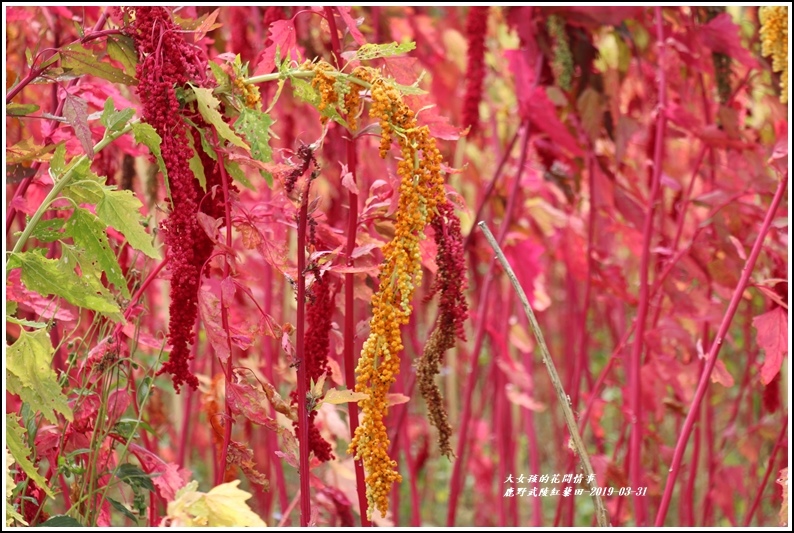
[759,6,789,104]
[346,67,447,519]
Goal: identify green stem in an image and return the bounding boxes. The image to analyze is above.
[11,122,134,255]
[245,68,371,89]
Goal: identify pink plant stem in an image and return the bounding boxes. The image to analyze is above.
[295,177,312,527]
[628,9,668,524]
[447,121,530,526]
[655,174,788,525]
[177,322,200,469]
[323,6,370,526]
[743,418,788,526]
[571,151,596,409]
[682,364,703,526]
[214,139,236,487]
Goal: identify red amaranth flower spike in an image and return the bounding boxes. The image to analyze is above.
[291,267,335,463]
[461,7,489,136]
[126,7,220,391]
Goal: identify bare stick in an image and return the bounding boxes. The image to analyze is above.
[478,221,609,527]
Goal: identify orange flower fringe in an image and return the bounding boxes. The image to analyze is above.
[346,67,447,519]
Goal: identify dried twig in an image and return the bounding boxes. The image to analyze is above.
[478,221,609,527]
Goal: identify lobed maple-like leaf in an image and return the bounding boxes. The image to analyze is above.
[6,329,73,424]
[700,13,759,69]
[253,19,298,76]
[164,480,265,527]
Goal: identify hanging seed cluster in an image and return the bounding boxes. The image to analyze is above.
[343,66,451,519]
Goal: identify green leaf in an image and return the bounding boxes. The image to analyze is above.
[36,515,84,527]
[233,108,274,186]
[115,464,155,492]
[6,413,55,498]
[106,35,137,77]
[290,78,346,126]
[59,43,138,85]
[130,123,167,181]
[186,131,206,191]
[208,61,230,91]
[113,418,156,440]
[5,316,49,329]
[64,207,129,297]
[355,41,416,61]
[30,217,65,244]
[12,251,122,316]
[49,144,67,175]
[291,77,319,106]
[7,103,40,117]
[97,189,161,259]
[107,497,139,524]
[63,176,105,205]
[6,330,73,425]
[224,160,254,191]
[100,97,135,133]
[191,86,249,150]
[389,79,428,96]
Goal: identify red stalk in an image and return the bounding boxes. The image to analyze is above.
[628,8,668,524]
[323,6,370,526]
[295,177,312,526]
[213,137,236,487]
[743,418,788,525]
[655,174,788,525]
[447,121,531,525]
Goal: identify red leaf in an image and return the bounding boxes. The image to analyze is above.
[769,126,788,177]
[335,7,366,45]
[253,19,298,76]
[193,8,221,42]
[198,284,230,361]
[62,93,94,159]
[546,6,646,28]
[340,163,359,195]
[6,268,77,321]
[700,13,759,69]
[128,444,190,502]
[227,381,280,430]
[507,51,583,156]
[106,389,130,426]
[72,393,100,433]
[753,307,788,385]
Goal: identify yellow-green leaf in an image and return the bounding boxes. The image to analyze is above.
[355,41,416,61]
[166,480,266,527]
[321,388,369,405]
[186,132,206,191]
[191,86,249,150]
[233,108,274,186]
[13,251,121,316]
[6,331,73,425]
[64,207,129,297]
[59,43,137,85]
[106,35,137,77]
[6,414,54,500]
[97,189,161,259]
[131,122,167,182]
[7,103,39,117]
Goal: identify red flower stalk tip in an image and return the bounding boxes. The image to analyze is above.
[462,7,489,135]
